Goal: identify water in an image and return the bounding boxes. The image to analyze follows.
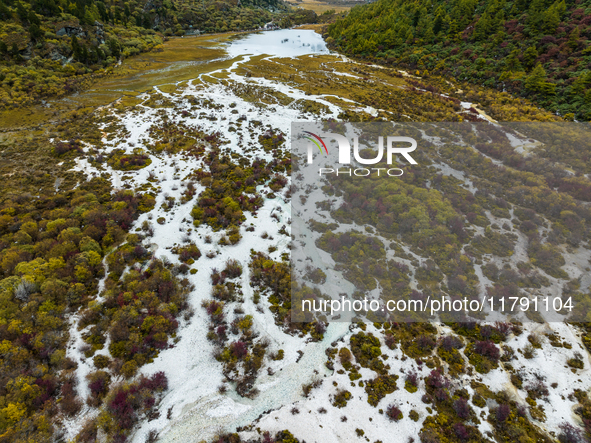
[226,29,330,57]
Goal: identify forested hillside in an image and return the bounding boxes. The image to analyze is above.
[327,0,591,120]
[0,0,314,107]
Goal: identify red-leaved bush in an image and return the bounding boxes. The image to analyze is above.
[474,340,500,362]
[496,403,510,422]
[453,397,470,420]
[230,341,248,359]
[105,372,169,441]
[386,404,403,422]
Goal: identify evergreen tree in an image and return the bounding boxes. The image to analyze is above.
[0,1,10,20]
[10,42,21,60]
[16,2,28,21]
[71,35,83,61]
[405,27,414,44]
[541,4,560,34]
[97,1,108,22]
[523,46,538,69]
[424,24,434,43]
[525,63,556,95]
[433,13,444,34]
[473,14,489,41]
[108,38,121,59]
[29,23,42,40]
[568,27,580,50]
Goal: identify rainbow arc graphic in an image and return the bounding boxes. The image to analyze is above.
[303,131,328,155]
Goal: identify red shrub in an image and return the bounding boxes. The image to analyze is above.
[453,423,469,440]
[386,404,403,421]
[426,369,449,389]
[230,341,248,359]
[109,391,136,430]
[496,403,510,422]
[474,340,500,362]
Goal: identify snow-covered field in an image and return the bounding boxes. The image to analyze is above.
[62,30,591,443]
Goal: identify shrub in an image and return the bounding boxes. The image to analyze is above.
[332,389,352,408]
[100,372,168,438]
[87,370,111,406]
[271,349,284,361]
[230,341,248,359]
[386,404,403,421]
[468,339,502,374]
[472,393,486,408]
[440,335,463,351]
[425,369,449,391]
[384,333,397,350]
[523,344,536,359]
[223,259,243,279]
[350,332,382,368]
[365,374,398,406]
[339,347,352,369]
[108,149,152,170]
[453,397,471,420]
[302,379,322,398]
[558,422,585,443]
[53,140,83,156]
[405,371,419,393]
[417,334,436,352]
[76,419,98,443]
[526,379,549,399]
[567,353,584,369]
[177,244,201,263]
[120,360,138,378]
[496,403,510,422]
[61,379,82,416]
[93,354,111,369]
[474,340,500,362]
[453,423,470,440]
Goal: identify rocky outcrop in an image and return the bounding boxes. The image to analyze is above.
[55,21,86,38]
[94,20,105,44]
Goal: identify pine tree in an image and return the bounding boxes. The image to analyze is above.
[424,24,434,43]
[29,23,42,40]
[525,63,556,95]
[541,4,560,34]
[473,14,490,41]
[108,39,121,59]
[71,35,83,61]
[433,13,444,34]
[10,42,21,61]
[16,2,27,21]
[0,1,9,20]
[523,46,538,69]
[405,27,414,44]
[27,10,40,25]
[568,27,580,50]
[97,1,108,22]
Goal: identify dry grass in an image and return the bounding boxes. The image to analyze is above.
[296,23,326,34]
[289,0,352,13]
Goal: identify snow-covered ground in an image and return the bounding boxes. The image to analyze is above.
[61,30,591,443]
